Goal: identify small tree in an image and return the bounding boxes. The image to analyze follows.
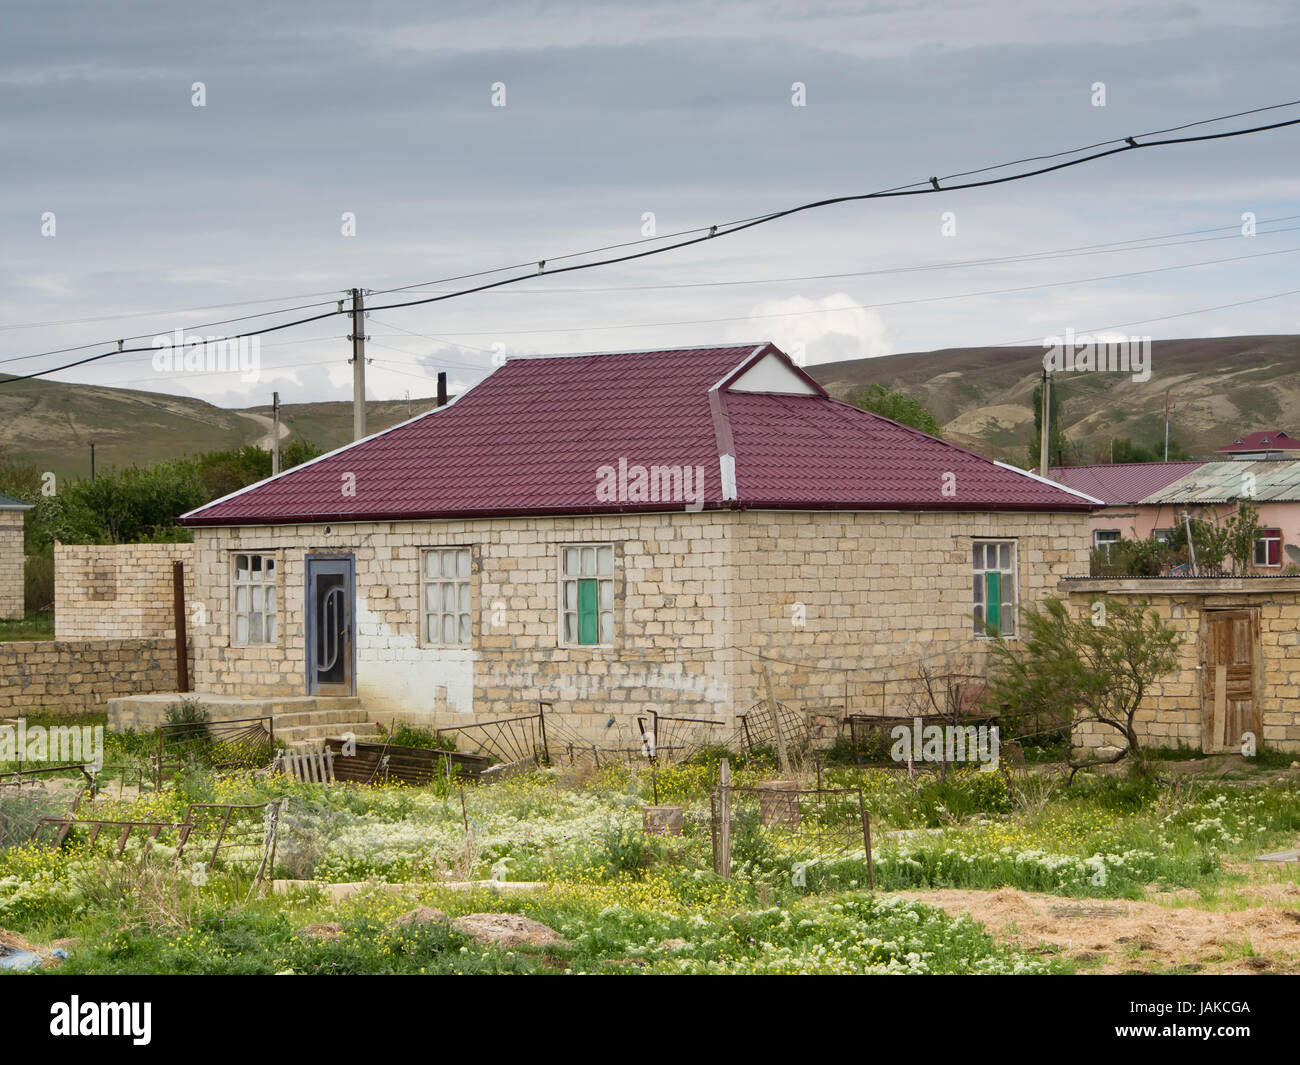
[1224,498,1262,575]
[985,596,1180,778]
[853,384,942,437]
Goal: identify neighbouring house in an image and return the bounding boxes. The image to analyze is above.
[1216,429,1300,461]
[1137,460,1300,571]
[1049,461,1203,557]
[175,342,1097,742]
[0,493,33,620]
[1064,576,1300,754]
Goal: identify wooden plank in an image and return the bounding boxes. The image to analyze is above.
[1215,664,1228,750]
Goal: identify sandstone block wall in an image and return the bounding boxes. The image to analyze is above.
[0,510,25,620]
[187,508,1092,745]
[1065,578,1300,753]
[54,542,195,639]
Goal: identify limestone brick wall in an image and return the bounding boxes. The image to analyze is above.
[0,510,25,620]
[725,510,1092,717]
[54,542,195,639]
[187,507,1090,745]
[0,638,187,715]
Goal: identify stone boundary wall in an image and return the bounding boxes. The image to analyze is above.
[1063,577,1300,754]
[55,542,195,640]
[0,637,190,717]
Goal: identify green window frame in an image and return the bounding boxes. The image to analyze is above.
[561,544,614,646]
[972,540,1017,637]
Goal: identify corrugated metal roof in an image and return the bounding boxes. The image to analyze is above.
[181,343,1096,526]
[1139,459,1300,504]
[1049,462,1204,504]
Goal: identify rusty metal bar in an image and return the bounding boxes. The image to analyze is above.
[173,559,190,693]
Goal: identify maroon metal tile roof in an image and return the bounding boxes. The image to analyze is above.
[182,343,1097,526]
[1217,430,1300,453]
[1048,461,1204,505]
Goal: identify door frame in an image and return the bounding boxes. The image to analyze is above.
[1198,606,1262,753]
[304,552,356,697]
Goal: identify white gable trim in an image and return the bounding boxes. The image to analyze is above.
[724,351,819,395]
[993,461,1105,505]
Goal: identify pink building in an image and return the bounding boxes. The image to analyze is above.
[1051,459,1300,571]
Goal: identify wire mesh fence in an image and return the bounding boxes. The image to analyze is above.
[710,781,873,887]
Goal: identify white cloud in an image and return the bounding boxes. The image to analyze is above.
[729,292,892,365]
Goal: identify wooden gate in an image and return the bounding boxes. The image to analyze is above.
[1200,608,1261,753]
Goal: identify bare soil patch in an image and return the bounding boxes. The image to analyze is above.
[891,887,1300,974]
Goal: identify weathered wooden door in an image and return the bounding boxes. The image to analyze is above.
[1200,609,1261,753]
[305,554,355,697]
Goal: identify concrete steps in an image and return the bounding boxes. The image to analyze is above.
[273,704,381,744]
[107,692,379,744]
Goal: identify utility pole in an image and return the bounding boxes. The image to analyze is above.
[1038,368,1050,477]
[349,288,367,441]
[90,443,96,482]
[1163,388,1172,461]
[271,391,281,476]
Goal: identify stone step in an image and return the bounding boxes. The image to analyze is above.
[276,723,381,743]
[273,708,371,727]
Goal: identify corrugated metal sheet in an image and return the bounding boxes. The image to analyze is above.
[1139,460,1300,504]
[1049,462,1204,504]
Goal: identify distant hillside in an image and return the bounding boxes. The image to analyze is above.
[807,335,1300,463]
[0,375,442,480]
[4,334,1299,477]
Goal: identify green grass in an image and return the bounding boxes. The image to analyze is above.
[3,750,1299,976]
[0,611,53,641]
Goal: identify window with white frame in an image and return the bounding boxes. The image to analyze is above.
[1253,528,1282,568]
[972,540,1017,637]
[561,544,614,646]
[231,553,277,646]
[1093,528,1121,559]
[423,548,472,645]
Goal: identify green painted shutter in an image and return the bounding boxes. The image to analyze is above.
[577,579,599,644]
[984,571,1001,634]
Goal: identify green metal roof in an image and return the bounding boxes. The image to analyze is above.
[0,493,33,510]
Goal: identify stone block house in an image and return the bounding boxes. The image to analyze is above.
[179,343,1096,741]
[0,493,33,620]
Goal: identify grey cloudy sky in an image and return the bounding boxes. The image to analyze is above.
[2,0,1298,408]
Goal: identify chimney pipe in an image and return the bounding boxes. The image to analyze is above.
[437,372,448,407]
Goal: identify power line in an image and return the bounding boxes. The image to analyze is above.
[462,218,1300,296]
[6,102,1298,386]
[366,241,1300,339]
